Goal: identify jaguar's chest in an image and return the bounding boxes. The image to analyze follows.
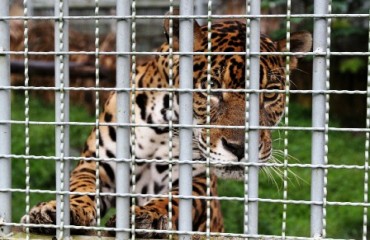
[134,91,180,160]
[131,91,205,204]
[134,162,205,205]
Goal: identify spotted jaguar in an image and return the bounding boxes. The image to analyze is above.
[21,10,312,238]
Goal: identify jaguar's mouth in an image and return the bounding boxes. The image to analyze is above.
[222,165,245,172]
[213,164,245,179]
[210,155,272,179]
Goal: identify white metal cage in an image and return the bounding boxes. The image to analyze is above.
[0,0,370,239]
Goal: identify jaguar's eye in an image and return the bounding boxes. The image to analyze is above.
[264,92,278,100]
[264,85,281,100]
[200,78,220,89]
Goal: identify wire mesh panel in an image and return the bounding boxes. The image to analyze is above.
[2,0,370,239]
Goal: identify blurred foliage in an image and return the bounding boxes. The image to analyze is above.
[261,0,286,9]
[331,19,363,37]
[339,57,366,74]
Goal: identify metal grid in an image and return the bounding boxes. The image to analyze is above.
[0,0,370,239]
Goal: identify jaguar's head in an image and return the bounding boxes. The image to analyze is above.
[164,13,312,179]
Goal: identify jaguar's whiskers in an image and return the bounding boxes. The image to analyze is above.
[261,149,305,190]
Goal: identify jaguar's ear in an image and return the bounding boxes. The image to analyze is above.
[163,8,204,51]
[276,31,312,69]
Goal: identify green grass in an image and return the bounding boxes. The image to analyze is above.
[11,92,93,223]
[11,92,368,238]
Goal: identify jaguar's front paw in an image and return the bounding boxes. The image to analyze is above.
[20,201,58,235]
[106,206,168,238]
[21,199,96,235]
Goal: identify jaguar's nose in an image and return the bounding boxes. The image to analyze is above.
[221,137,245,161]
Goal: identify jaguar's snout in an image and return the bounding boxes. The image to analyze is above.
[221,137,245,161]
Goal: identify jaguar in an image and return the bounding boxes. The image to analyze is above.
[21,10,312,238]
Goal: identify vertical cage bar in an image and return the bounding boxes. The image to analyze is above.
[282,0,292,237]
[23,0,31,237]
[26,0,33,16]
[311,0,329,237]
[0,0,11,235]
[244,0,260,236]
[195,0,206,25]
[322,1,331,237]
[129,0,137,238]
[55,0,70,237]
[116,0,132,239]
[178,1,194,237]
[167,2,175,238]
[205,1,212,239]
[93,0,101,236]
[363,10,370,240]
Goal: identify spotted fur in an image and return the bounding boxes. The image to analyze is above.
[21,11,312,238]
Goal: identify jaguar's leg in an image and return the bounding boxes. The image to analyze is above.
[21,160,114,235]
[106,174,224,238]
